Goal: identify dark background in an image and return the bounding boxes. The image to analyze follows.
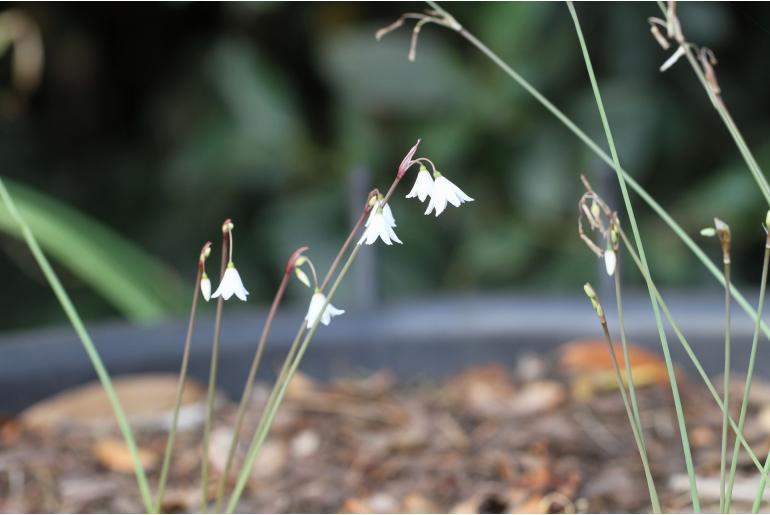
[2,2,770,331]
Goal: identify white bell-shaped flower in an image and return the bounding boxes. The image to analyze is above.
[424,172,474,217]
[604,249,617,277]
[359,205,402,245]
[305,291,345,329]
[405,167,434,203]
[366,201,396,228]
[200,273,212,301]
[212,263,249,301]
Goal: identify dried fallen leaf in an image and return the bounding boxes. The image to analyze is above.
[92,438,157,473]
[444,364,516,416]
[512,496,549,514]
[340,497,372,514]
[510,380,566,416]
[22,374,206,432]
[402,492,440,514]
[690,426,717,448]
[249,439,287,479]
[560,339,665,373]
[291,429,321,458]
[285,371,317,401]
[561,340,672,400]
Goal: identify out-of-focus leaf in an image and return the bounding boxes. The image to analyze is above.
[0,178,184,321]
[164,38,306,191]
[319,26,472,115]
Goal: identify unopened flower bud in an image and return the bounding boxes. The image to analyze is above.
[200,273,211,302]
[583,282,597,300]
[590,200,600,220]
[583,282,604,321]
[294,266,311,288]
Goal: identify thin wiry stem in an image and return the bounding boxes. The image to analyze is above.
[652,0,770,201]
[0,178,154,511]
[567,2,699,509]
[619,228,770,480]
[749,240,770,512]
[613,262,661,513]
[415,1,770,343]
[216,202,371,506]
[154,247,208,513]
[200,232,228,512]
[226,244,363,513]
[682,49,770,206]
[212,267,291,512]
[320,203,369,291]
[719,255,732,513]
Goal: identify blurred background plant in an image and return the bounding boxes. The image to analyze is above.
[1,2,769,330]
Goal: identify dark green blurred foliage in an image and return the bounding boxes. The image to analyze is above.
[2,2,770,329]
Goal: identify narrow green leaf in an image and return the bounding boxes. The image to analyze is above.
[0,177,184,321]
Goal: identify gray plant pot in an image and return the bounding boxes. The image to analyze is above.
[0,291,765,413]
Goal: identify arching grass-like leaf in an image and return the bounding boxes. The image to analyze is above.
[0,177,184,321]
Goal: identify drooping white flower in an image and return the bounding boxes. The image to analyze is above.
[305,291,345,329]
[359,206,402,245]
[405,166,434,203]
[200,273,212,301]
[604,249,617,277]
[424,172,474,217]
[212,262,249,301]
[366,201,396,228]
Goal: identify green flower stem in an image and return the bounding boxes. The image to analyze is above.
[719,253,741,513]
[619,229,769,479]
[200,235,228,512]
[719,256,732,513]
[754,450,770,513]
[598,280,661,512]
[225,244,363,513]
[567,2,699,509]
[421,1,770,343]
[320,204,368,291]
[0,177,154,511]
[747,241,770,512]
[213,268,291,512]
[154,259,204,513]
[682,47,770,205]
[651,1,770,204]
[613,265,661,513]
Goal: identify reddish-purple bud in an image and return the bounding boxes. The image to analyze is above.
[285,245,310,275]
[396,139,421,179]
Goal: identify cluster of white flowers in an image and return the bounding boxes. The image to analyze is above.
[358,149,473,246]
[199,141,474,333]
